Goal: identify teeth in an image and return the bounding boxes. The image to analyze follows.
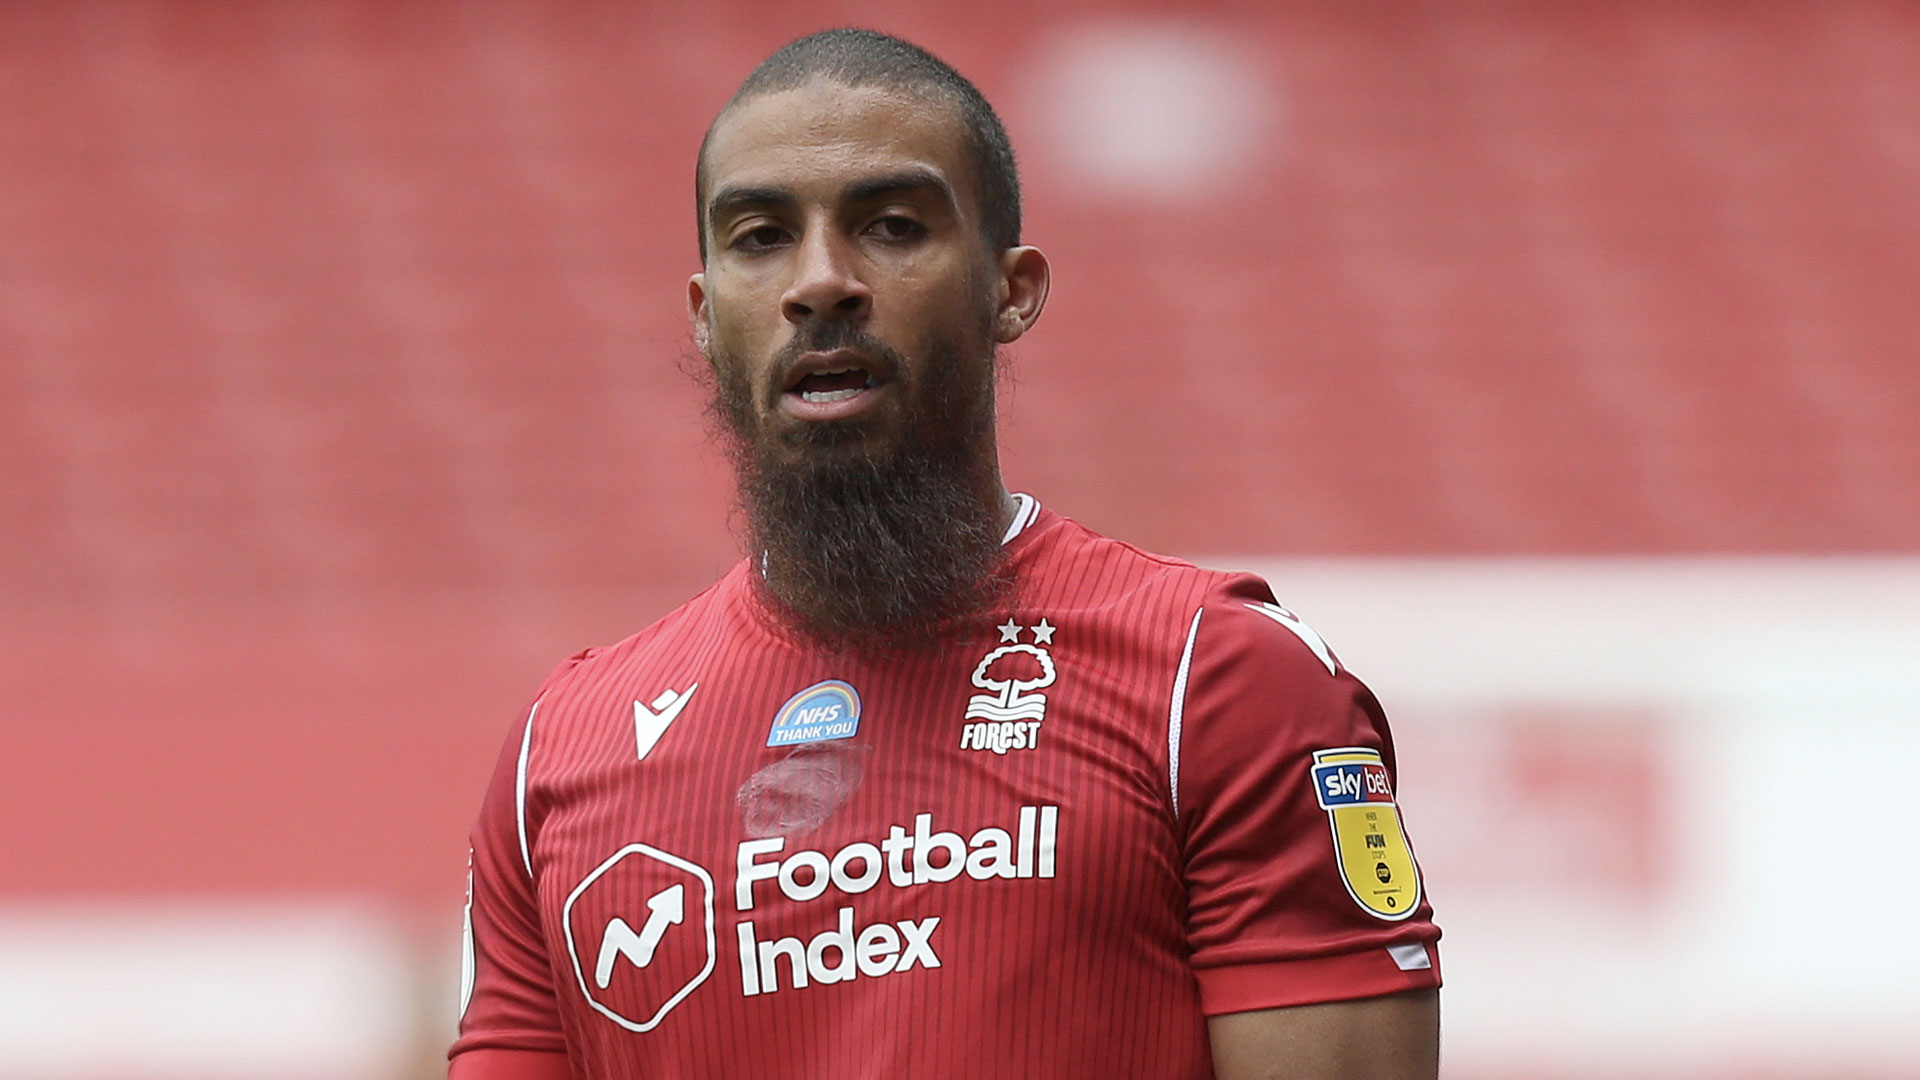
[801,388,864,404]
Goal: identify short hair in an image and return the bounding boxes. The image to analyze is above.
[695,28,1021,261]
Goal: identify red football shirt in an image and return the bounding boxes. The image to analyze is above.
[452,498,1439,1079]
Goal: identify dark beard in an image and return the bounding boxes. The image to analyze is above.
[711,322,1012,654]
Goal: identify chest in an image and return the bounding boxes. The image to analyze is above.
[521,620,1190,1036]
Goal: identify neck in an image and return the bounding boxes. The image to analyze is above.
[971,451,1019,543]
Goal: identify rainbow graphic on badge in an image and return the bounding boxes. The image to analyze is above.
[1311,747,1422,921]
[766,680,863,747]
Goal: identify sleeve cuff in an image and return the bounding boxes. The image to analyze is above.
[1193,942,1442,1015]
[450,1047,571,1080]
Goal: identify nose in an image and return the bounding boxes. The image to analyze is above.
[781,230,871,325]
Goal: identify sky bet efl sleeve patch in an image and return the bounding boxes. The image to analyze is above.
[1311,748,1422,921]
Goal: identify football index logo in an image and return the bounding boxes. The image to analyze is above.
[767,680,863,747]
[562,843,717,1032]
[1311,747,1421,920]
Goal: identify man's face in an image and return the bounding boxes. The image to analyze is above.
[689,79,1002,462]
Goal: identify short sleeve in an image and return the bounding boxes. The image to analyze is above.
[1176,576,1441,1015]
[450,657,592,1067]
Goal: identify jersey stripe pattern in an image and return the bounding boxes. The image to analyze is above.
[453,502,1440,1078]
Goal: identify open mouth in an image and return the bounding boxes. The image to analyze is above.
[790,366,879,405]
[778,350,893,422]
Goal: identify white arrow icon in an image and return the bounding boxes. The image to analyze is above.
[634,684,698,761]
[594,883,686,988]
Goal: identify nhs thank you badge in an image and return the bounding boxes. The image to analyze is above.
[766,680,863,747]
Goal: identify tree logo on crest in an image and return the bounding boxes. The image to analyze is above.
[967,618,1059,724]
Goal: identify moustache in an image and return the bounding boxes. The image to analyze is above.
[773,322,907,384]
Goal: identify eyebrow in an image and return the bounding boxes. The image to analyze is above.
[706,184,794,228]
[706,167,958,230]
[843,167,956,209]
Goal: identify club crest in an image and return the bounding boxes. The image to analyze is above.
[1311,747,1422,920]
[959,618,1058,754]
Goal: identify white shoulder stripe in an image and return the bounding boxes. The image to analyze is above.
[516,697,543,880]
[1000,493,1040,545]
[1168,608,1205,820]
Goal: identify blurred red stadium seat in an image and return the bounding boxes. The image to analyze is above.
[1,0,1915,906]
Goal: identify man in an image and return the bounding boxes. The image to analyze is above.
[452,28,1439,1080]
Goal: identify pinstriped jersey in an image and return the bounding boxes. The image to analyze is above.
[453,499,1440,1078]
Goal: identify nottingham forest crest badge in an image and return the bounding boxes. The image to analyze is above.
[958,617,1058,754]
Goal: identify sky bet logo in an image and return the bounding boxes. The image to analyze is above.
[1312,760,1394,809]
[767,680,862,747]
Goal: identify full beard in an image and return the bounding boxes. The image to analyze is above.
[709,321,1013,654]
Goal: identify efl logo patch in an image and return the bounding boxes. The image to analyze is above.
[1312,747,1422,921]
[767,680,863,747]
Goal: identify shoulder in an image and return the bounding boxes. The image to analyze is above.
[1028,510,1210,580]
[1172,573,1389,820]
[534,561,755,704]
[1025,511,1334,671]
[1187,574,1350,691]
[1019,508,1248,619]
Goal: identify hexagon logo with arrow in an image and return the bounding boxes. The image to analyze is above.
[562,843,717,1031]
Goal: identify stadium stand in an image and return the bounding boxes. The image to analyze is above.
[1,2,1916,1076]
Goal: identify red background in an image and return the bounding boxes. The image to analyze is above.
[3,1,1916,915]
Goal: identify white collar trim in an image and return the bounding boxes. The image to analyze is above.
[759,493,1038,577]
[1000,493,1040,546]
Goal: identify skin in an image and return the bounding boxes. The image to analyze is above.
[1209,991,1440,1080]
[686,76,1440,1080]
[689,79,1049,534]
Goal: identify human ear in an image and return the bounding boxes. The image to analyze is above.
[994,246,1051,344]
[687,273,711,356]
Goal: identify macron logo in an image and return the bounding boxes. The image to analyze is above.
[635,684,698,761]
[1245,603,1339,676]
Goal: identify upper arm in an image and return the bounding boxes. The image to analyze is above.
[1208,990,1440,1080]
[449,1047,572,1080]
[1177,577,1442,1013]
[451,684,575,1067]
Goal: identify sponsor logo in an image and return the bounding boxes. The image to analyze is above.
[568,806,1063,1025]
[1311,748,1421,920]
[1312,761,1395,807]
[733,805,1058,997]
[736,908,941,995]
[1246,601,1339,676]
[562,844,717,1032]
[634,684,698,760]
[768,680,862,748]
[960,618,1058,752]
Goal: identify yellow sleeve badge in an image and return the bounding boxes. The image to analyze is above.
[1311,747,1423,920]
